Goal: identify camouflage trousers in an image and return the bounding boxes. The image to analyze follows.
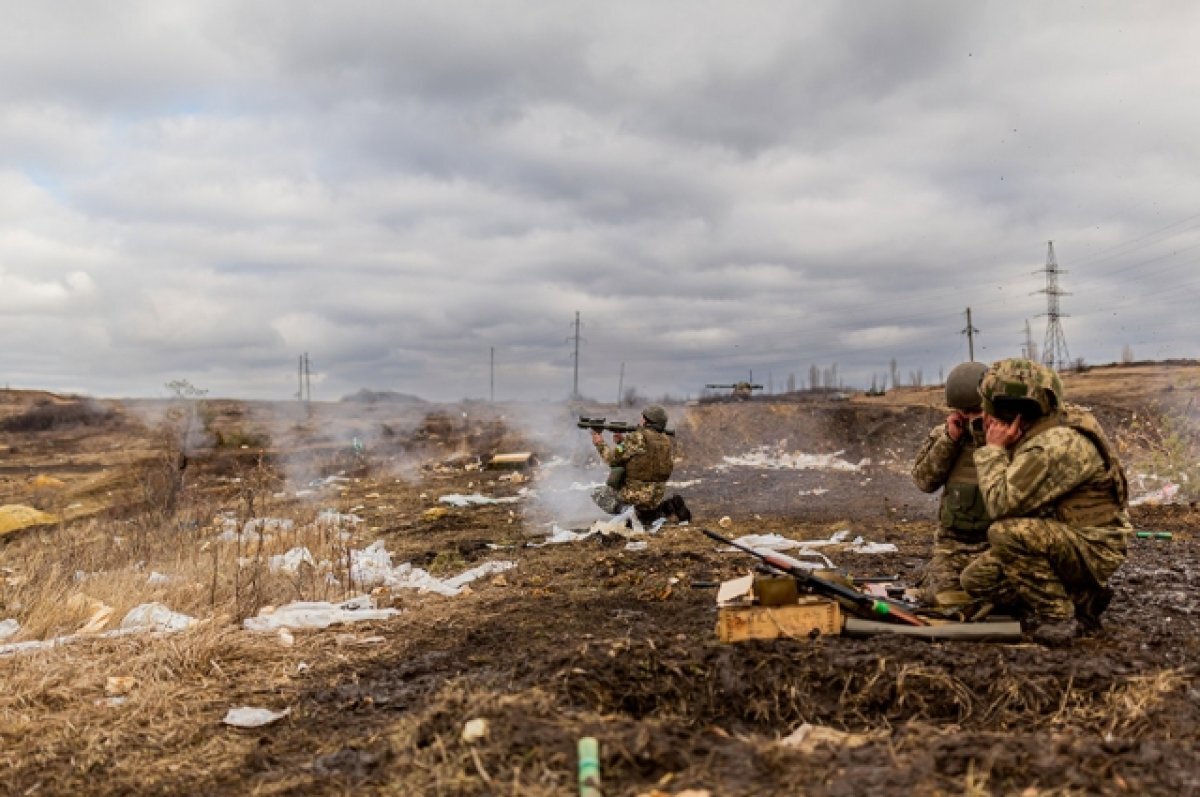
[591,486,624,514]
[919,533,990,607]
[960,517,1128,621]
[591,480,665,514]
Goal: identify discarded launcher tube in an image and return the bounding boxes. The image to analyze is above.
[699,527,928,627]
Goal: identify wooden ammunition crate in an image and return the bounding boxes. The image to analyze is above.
[717,597,843,643]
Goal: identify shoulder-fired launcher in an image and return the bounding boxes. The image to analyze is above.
[577,416,675,436]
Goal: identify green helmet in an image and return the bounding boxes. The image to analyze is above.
[944,361,987,411]
[642,404,668,431]
[979,358,1064,417]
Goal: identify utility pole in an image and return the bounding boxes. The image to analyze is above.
[961,307,979,361]
[297,355,304,401]
[304,353,312,402]
[490,347,495,403]
[617,362,625,407]
[1036,241,1071,370]
[567,311,583,399]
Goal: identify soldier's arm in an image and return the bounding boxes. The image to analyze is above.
[911,424,958,493]
[595,430,647,466]
[974,428,1104,519]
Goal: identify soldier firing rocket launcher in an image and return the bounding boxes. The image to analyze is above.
[705,381,763,400]
[577,416,675,436]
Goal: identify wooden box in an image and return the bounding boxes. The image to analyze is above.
[717,596,842,643]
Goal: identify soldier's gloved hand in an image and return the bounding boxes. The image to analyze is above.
[946,411,967,441]
[984,415,1024,448]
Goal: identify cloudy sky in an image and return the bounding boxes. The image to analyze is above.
[2,1,1198,402]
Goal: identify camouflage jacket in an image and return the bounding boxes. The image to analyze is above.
[912,424,990,537]
[594,429,672,509]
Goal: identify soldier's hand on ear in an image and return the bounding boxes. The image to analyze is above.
[984,415,1023,448]
[612,433,624,444]
[591,431,603,445]
[947,411,967,441]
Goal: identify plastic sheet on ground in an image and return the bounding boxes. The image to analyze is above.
[218,516,294,541]
[438,493,522,507]
[223,706,291,728]
[316,509,363,527]
[719,447,869,472]
[0,505,57,538]
[1,602,196,657]
[243,595,400,632]
[0,619,19,640]
[120,603,197,632]
[349,541,516,596]
[529,526,597,546]
[1129,482,1181,507]
[730,530,897,561]
[269,547,317,574]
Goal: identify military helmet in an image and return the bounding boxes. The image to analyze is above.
[979,358,1064,417]
[944,361,987,411]
[642,404,668,431]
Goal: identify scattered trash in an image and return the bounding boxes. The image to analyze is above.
[1135,530,1173,540]
[316,510,363,527]
[422,507,450,521]
[438,493,522,507]
[718,516,733,529]
[1129,481,1181,507]
[798,487,830,496]
[222,706,291,728]
[462,717,489,743]
[120,603,197,632]
[0,619,19,640]
[105,676,137,697]
[146,571,171,586]
[625,541,649,551]
[243,596,400,632]
[530,526,597,546]
[348,540,517,596]
[719,447,869,473]
[578,737,601,797]
[269,547,317,574]
[69,594,115,634]
[487,452,534,470]
[778,722,879,753]
[278,628,295,646]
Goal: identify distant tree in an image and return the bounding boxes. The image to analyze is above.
[909,369,924,387]
[1072,357,1088,373]
[1121,344,1134,364]
[623,386,643,407]
[809,364,820,391]
[786,373,796,393]
[889,359,899,390]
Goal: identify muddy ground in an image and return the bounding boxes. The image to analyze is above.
[1,370,1199,796]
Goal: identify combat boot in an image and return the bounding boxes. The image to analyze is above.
[1027,617,1080,646]
[1074,586,1114,634]
[671,495,692,523]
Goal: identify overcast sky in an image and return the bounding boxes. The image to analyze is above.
[2,1,1198,402]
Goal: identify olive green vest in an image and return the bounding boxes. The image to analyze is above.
[938,440,990,538]
[625,429,673,483]
[1025,407,1129,527]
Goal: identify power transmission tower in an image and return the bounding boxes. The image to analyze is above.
[961,307,979,361]
[1021,319,1039,362]
[567,311,583,399]
[1035,241,1071,370]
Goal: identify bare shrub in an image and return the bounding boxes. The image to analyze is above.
[0,399,117,432]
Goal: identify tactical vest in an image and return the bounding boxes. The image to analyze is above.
[1024,406,1129,527]
[625,429,674,483]
[938,441,990,537]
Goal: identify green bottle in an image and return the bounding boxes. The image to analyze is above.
[1135,530,1173,540]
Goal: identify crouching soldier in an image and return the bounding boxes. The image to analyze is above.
[961,358,1131,644]
[911,361,991,611]
[590,404,691,524]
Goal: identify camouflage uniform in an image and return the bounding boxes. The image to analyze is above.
[911,423,990,606]
[592,427,674,512]
[960,360,1130,624]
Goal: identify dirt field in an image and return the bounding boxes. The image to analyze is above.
[1,363,1198,796]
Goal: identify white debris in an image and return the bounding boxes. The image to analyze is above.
[589,506,643,535]
[625,541,649,551]
[438,493,522,507]
[269,547,317,574]
[223,706,291,728]
[146,571,171,586]
[849,539,899,554]
[243,596,400,632]
[348,540,516,596]
[720,447,869,472]
[0,619,19,640]
[667,479,703,488]
[530,526,597,546]
[121,603,196,632]
[1130,482,1181,507]
[316,509,363,527]
[798,488,830,496]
